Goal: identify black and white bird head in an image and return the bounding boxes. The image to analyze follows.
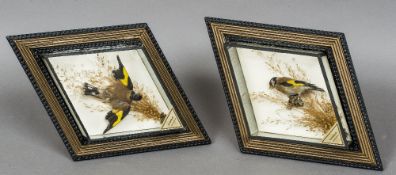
[269,77,277,88]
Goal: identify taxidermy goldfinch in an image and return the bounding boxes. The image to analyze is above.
[269,77,324,107]
[83,55,142,134]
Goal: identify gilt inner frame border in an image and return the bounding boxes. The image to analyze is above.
[7,24,210,160]
[205,17,382,170]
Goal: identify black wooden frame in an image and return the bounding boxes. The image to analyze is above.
[7,23,211,160]
[205,17,382,170]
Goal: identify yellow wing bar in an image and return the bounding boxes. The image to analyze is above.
[103,106,131,134]
[120,67,130,87]
[287,79,305,87]
[111,109,124,127]
[114,55,133,90]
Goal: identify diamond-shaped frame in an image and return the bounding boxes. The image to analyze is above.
[7,23,211,160]
[205,17,382,170]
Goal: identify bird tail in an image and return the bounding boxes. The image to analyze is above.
[83,83,100,96]
[306,83,325,92]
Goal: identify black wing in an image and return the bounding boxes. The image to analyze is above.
[103,105,131,134]
[112,55,133,90]
[295,80,324,91]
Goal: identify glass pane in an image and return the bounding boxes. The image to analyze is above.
[44,49,184,140]
[228,45,351,147]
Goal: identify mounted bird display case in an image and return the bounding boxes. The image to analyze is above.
[7,23,210,160]
[205,17,382,170]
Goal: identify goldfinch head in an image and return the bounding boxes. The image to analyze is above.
[269,77,277,88]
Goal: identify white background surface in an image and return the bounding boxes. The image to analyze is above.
[0,0,395,174]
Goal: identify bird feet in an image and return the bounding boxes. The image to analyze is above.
[288,95,304,107]
[159,112,166,123]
